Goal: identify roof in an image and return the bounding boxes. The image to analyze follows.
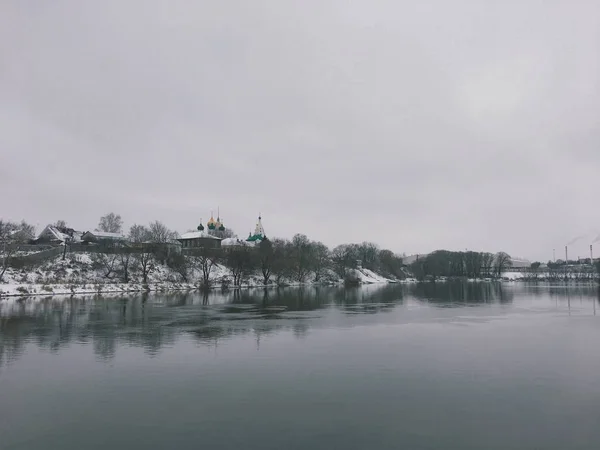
[178,231,222,241]
[222,238,251,247]
[83,231,126,239]
[37,225,69,242]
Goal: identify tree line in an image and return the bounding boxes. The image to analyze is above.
[1,213,407,286]
[409,250,513,281]
[2,213,526,286]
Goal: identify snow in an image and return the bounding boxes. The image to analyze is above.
[221,238,252,247]
[352,268,393,284]
[84,231,125,239]
[37,225,69,242]
[178,231,221,240]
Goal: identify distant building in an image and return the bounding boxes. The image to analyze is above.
[35,225,82,244]
[246,215,266,244]
[81,231,126,244]
[178,217,222,250]
[222,237,252,249]
[177,231,222,249]
[179,213,267,250]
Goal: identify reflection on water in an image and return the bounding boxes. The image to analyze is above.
[1,283,599,369]
[3,282,600,450]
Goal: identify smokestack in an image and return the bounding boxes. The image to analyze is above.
[565,246,568,264]
[591,244,594,264]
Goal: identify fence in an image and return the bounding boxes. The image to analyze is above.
[6,246,63,269]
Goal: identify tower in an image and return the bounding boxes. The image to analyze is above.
[246,214,266,242]
[207,209,225,232]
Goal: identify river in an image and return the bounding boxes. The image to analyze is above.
[1,283,600,449]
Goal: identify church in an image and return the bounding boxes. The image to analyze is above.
[246,215,266,243]
[179,211,267,250]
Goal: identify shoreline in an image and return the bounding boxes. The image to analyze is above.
[1,277,597,300]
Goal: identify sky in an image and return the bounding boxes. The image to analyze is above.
[1,0,599,261]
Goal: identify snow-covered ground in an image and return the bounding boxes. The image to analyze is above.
[353,268,394,284]
[0,252,399,298]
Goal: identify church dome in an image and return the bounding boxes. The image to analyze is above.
[207,214,217,230]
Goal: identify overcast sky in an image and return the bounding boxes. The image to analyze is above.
[1,1,599,260]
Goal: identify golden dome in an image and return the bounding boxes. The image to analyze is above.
[207,215,217,226]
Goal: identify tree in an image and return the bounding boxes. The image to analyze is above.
[494,252,513,277]
[129,224,150,244]
[134,247,155,283]
[17,221,36,241]
[290,234,313,283]
[226,248,256,286]
[0,220,35,282]
[190,247,221,289]
[119,250,133,283]
[464,251,483,278]
[482,252,495,277]
[97,213,123,233]
[91,252,120,279]
[271,238,292,285]
[310,241,330,282]
[379,249,404,279]
[331,244,357,279]
[54,220,68,229]
[148,221,178,243]
[166,253,190,282]
[258,238,274,285]
[357,242,380,271]
[128,225,154,283]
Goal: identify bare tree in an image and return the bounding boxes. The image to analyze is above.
[166,253,190,282]
[0,220,35,282]
[311,241,330,282]
[17,221,36,241]
[190,247,220,289]
[134,246,155,283]
[290,234,312,283]
[331,244,356,279]
[128,225,154,283]
[148,221,178,243]
[119,250,132,283]
[91,252,120,279]
[494,252,513,277]
[481,252,495,277]
[129,224,150,244]
[357,242,380,271]
[226,248,256,286]
[54,220,68,229]
[270,239,292,285]
[258,238,274,285]
[97,213,123,233]
[378,249,404,279]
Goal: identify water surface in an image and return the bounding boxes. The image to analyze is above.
[1,283,600,450]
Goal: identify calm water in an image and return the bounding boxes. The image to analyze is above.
[1,283,600,450]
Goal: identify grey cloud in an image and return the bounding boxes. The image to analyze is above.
[1,0,599,261]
